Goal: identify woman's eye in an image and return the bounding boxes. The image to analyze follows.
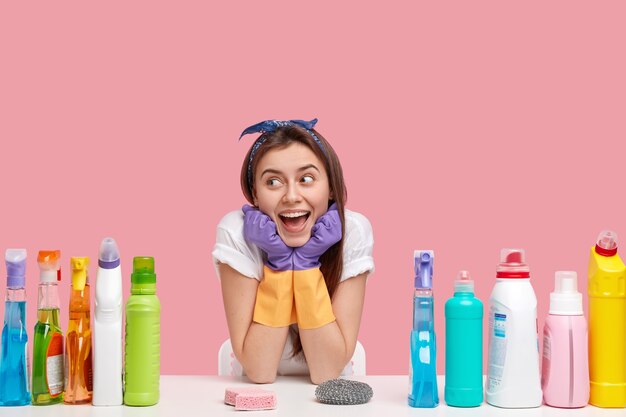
[301,175,314,184]
[266,178,282,187]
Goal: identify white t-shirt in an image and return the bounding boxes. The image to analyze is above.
[212,208,374,375]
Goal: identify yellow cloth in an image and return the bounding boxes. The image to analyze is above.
[293,268,336,329]
[253,266,297,327]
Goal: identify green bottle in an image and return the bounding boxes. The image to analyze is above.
[32,250,64,405]
[124,257,160,406]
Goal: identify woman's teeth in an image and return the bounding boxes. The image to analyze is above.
[279,211,310,233]
[280,211,309,218]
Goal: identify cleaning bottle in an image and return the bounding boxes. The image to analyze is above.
[124,256,160,406]
[542,271,589,408]
[0,249,30,406]
[486,248,541,408]
[93,237,123,406]
[64,257,93,404]
[444,270,483,407]
[31,250,64,405]
[588,230,626,407]
[408,250,438,408]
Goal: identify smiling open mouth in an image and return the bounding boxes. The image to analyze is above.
[279,211,311,233]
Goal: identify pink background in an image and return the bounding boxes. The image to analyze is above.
[1,2,625,376]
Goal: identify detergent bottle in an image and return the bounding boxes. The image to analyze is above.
[93,237,123,406]
[31,250,64,405]
[64,257,93,404]
[542,271,589,408]
[124,257,161,406]
[486,248,541,408]
[445,270,483,407]
[408,250,438,408]
[0,249,30,406]
[588,230,626,407]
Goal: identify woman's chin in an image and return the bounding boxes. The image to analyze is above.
[278,229,311,248]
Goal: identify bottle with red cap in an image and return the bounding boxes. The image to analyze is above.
[486,248,542,408]
[588,230,626,407]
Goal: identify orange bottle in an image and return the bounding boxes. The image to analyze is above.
[64,257,93,404]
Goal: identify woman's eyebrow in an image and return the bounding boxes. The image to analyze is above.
[298,164,320,173]
[260,164,320,177]
[260,168,284,177]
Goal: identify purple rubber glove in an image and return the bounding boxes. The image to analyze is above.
[242,205,293,271]
[292,203,342,270]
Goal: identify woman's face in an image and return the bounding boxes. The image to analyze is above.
[253,142,331,247]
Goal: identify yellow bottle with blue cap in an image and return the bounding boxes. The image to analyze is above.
[588,230,626,407]
[64,257,93,404]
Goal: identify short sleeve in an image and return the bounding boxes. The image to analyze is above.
[212,210,263,280]
[341,210,375,282]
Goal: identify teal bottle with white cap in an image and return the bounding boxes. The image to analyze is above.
[445,270,483,407]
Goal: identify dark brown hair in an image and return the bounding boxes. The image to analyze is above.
[240,125,347,358]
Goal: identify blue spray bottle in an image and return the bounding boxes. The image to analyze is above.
[0,249,30,406]
[409,250,439,408]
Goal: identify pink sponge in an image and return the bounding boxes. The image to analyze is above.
[224,387,267,406]
[235,391,277,411]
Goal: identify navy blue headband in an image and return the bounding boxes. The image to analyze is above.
[239,118,327,189]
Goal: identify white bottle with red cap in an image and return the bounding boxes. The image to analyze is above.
[486,248,542,408]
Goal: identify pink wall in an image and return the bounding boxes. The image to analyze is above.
[1,2,625,376]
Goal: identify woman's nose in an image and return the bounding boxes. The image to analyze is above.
[282,183,302,203]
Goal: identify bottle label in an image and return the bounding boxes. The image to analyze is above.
[542,333,551,360]
[46,333,64,397]
[27,342,31,393]
[542,330,551,388]
[487,309,507,391]
[85,348,93,391]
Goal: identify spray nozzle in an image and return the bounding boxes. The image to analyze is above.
[414,250,434,290]
[5,249,27,289]
[595,230,618,257]
[71,257,89,291]
[37,250,61,283]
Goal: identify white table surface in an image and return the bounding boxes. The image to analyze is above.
[0,376,623,417]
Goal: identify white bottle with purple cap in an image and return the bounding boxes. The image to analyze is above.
[93,237,123,406]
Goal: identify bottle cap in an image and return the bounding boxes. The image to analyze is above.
[71,257,89,291]
[5,249,27,288]
[414,250,434,290]
[549,271,583,315]
[496,248,530,278]
[595,230,618,257]
[454,270,474,293]
[37,250,61,283]
[99,237,120,269]
[131,256,156,284]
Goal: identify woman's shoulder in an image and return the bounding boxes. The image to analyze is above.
[217,209,245,235]
[213,209,263,280]
[344,209,373,244]
[341,209,375,281]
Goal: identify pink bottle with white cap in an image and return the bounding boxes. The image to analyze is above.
[542,271,589,408]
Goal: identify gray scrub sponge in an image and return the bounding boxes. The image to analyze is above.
[315,379,373,405]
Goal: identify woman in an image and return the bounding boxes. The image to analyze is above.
[213,119,374,384]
